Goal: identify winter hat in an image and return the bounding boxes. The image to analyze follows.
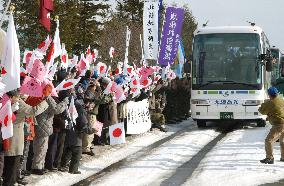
[115,77,124,85]
[268,87,278,96]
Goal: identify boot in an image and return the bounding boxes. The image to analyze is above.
[69,170,81,174]
[31,169,45,175]
[260,158,274,164]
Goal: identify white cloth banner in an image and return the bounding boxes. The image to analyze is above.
[127,99,151,134]
[143,1,159,60]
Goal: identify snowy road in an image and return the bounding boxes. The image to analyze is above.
[82,123,284,186]
[29,120,284,186]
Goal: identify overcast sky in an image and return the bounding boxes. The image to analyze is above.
[165,0,284,51]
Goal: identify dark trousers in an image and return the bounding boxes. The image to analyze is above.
[45,133,58,169]
[18,141,30,179]
[3,156,20,186]
[0,152,4,178]
[26,141,34,171]
[61,146,82,172]
[54,131,66,168]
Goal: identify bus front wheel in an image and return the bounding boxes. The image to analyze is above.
[197,120,207,128]
[257,120,266,127]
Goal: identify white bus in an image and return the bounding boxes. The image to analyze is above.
[191,26,273,128]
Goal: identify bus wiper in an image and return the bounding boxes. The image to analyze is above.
[198,80,234,88]
[223,82,259,89]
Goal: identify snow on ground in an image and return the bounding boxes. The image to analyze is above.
[92,127,220,186]
[185,124,284,186]
[28,119,194,186]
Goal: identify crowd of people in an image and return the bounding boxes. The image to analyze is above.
[0,66,191,186]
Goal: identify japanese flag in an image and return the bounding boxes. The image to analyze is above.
[61,43,68,69]
[68,96,78,123]
[109,47,115,59]
[109,122,126,145]
[0,100,14,140]
[69,55,78,69]
[46,20,61,70]
[36,35,52,56]
[1,13,21,93]
[55,78,81,91]
[47,62,58,80]
[93,49,98,62]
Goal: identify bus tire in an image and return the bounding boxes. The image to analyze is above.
[197,120,207,128]
[257,120,266,127]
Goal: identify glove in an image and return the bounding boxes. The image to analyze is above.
[12,102,20,112]
[63,97,69,104]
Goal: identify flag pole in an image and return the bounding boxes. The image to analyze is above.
[0,0,12,27]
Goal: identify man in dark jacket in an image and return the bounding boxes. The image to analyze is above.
[60,92,95,174]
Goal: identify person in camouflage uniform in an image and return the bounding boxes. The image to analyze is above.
[83,82,102,155]
[150,80,168,132]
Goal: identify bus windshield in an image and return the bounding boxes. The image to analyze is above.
[192,33,262,90]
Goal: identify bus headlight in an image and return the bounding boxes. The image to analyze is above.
[243,100,263,106]
[191,99,209,105]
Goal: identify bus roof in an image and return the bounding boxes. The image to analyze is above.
[194,26,263,36]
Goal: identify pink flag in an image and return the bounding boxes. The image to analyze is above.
[23,50,32,64]
[20,76,43,97]
[55,78,81,91]
[77,54,87,72]
[93,121,103,137]
[0,100,13,140]
[113,84,126,104]
[30,59,46,82]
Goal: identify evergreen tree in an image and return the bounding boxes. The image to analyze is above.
[9,0,111,54]
[116,0,143,23]
[181,5,197,58]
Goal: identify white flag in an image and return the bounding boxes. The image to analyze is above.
[143,1,159,60]
[109,122,126,145]
[1,13,20,93]
[0,100,13,140]
[68,96,78,123]
[55,78,81,91]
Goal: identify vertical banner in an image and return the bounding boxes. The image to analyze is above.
[143,1,159,60]
[158,7,184,66]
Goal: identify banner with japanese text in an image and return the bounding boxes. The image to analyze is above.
[127,99,151,134]
[158,7,184,66]
[143,1,159,60]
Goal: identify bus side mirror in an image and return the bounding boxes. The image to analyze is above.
[260,54,266,61]
[266,59,273,72]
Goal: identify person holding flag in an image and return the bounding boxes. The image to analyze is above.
[3,90,49,186]
[31,85,69,175]
[59,85,96,174]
